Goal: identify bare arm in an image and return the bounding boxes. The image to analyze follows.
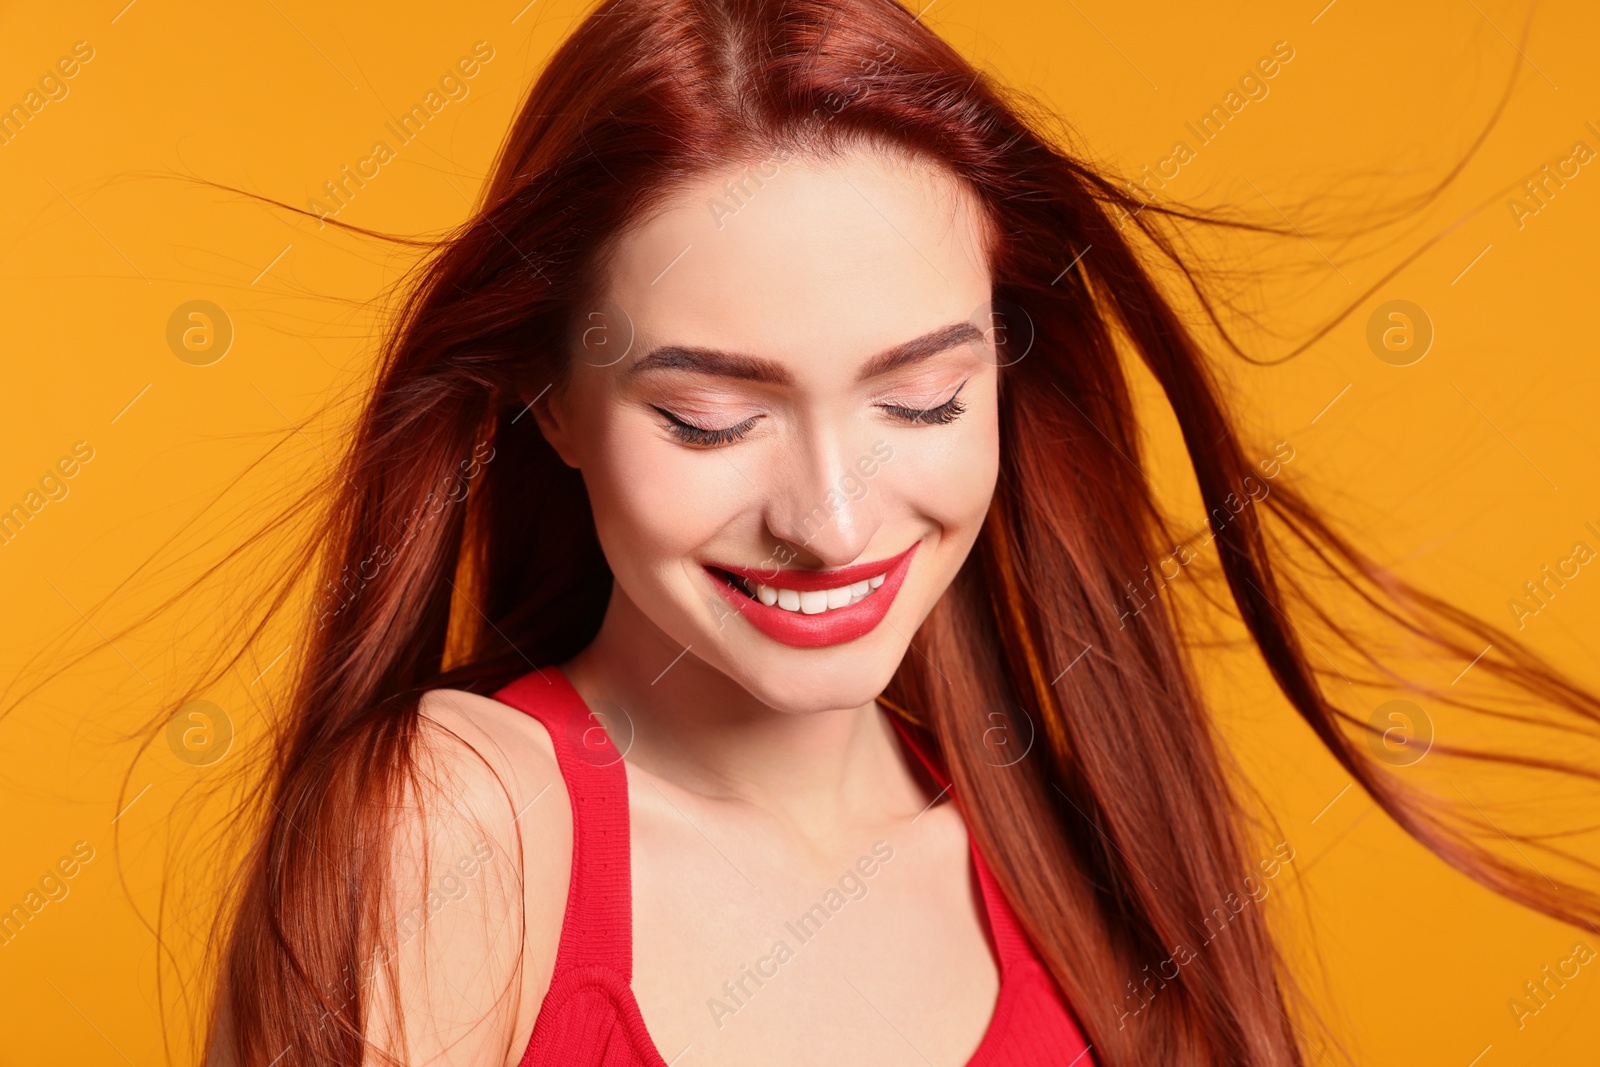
[362,689,571,1067]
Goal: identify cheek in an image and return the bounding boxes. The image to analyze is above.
[883,391,999,529]
[581,413,748,572]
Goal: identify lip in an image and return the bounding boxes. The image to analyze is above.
[703,540,921,649]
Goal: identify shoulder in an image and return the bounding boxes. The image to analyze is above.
[413,683,574,970]
[408,685,572,899]
[361,686,575,1065]
[414,684,561,793]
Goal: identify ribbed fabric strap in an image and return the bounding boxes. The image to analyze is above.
[883,709,1033,973]
[493,668,634,979]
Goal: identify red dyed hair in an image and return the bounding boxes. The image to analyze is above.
[197,1,1600,1064]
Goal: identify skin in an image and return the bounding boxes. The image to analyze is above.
[385,144,1008,1067]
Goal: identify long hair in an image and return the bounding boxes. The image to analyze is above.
[208,0,1600,1063]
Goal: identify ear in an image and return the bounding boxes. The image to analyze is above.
[527,382,581,469]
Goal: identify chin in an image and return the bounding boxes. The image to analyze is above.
[720,640,907,715]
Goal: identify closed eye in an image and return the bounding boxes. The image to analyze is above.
[878,378,969,425]
[651,405,762,447]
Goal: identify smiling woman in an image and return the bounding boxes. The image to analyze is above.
[193,1,1600,1066]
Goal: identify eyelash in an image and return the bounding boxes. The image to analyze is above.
[878,386,968,426]
[652,380,969,448]
[651,407,763,447]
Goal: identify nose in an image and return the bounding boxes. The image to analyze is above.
[763,428,885,569]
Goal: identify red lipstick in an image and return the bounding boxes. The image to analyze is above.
[703,540,920,649]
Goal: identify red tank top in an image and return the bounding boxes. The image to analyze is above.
[493,668,1096,1066]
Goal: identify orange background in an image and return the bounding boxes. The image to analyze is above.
[2,0,1597,1063]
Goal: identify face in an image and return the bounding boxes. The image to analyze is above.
[536,145,1001,713]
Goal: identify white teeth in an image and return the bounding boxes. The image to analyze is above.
[743,572,890,614]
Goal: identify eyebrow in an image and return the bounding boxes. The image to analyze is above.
[623,320,987,386]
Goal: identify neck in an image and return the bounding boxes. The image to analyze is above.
[558,586,914,833]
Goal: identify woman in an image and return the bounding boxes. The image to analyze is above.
[208,0,1600,1064]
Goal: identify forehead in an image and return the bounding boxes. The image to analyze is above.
[598,146,993,375]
